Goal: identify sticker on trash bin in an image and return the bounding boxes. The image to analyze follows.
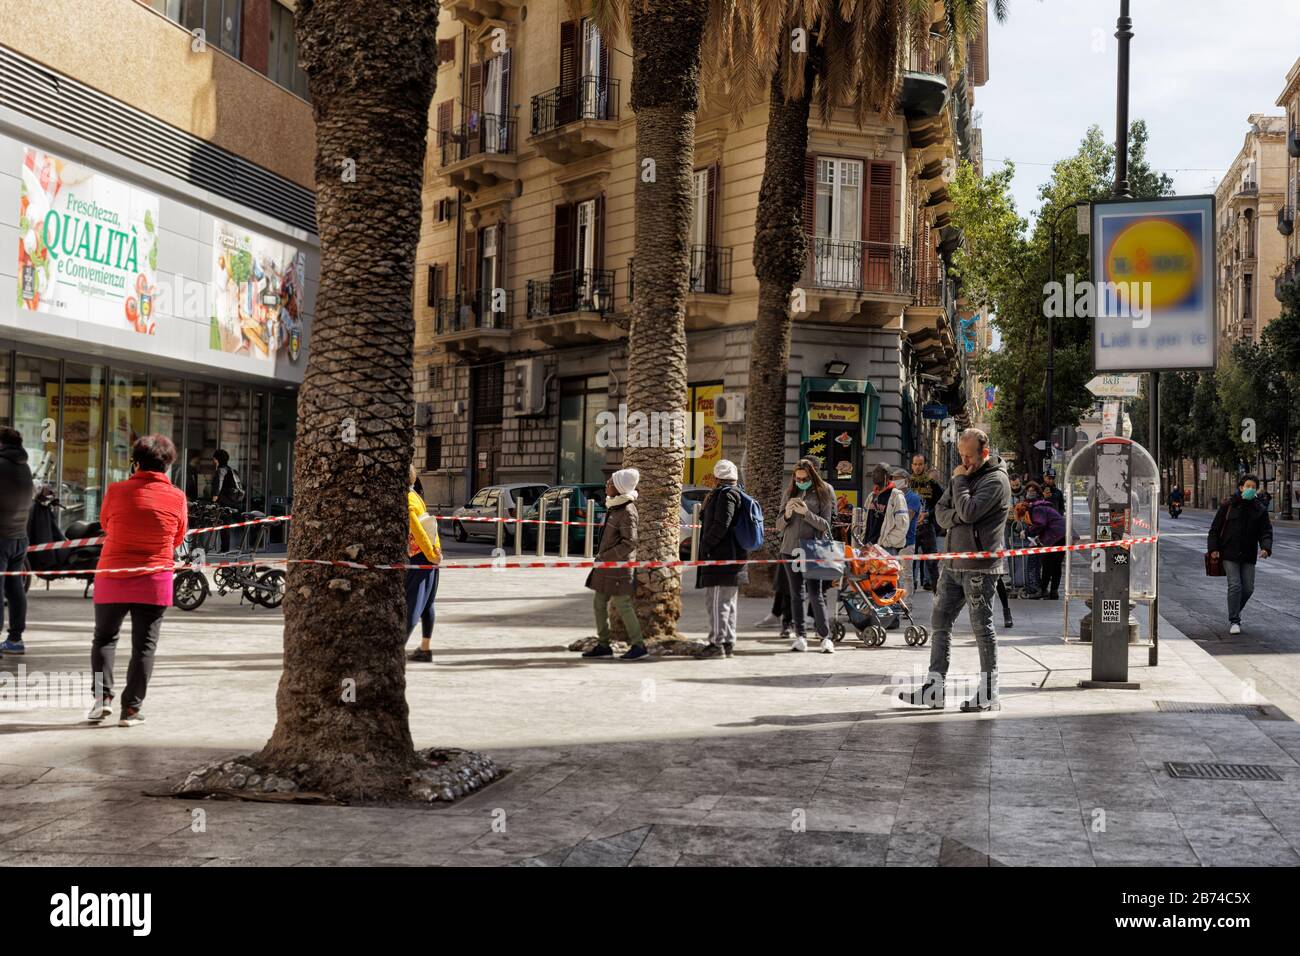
[1101,599,1121,623]
[1099,509,1111,523]
[1112,550,1128,566]
[1097,524,1113,541]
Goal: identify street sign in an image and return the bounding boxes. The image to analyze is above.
[1101,401,1120,437]
[1034,440,1048,451]
[1086,374,1141,397]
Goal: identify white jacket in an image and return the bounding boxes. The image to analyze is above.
[877,486,912,551]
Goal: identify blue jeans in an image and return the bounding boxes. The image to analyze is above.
[927,565,999,698]
[0,536,28,639]
[404,565,440,640]
[1223,560,1256,624]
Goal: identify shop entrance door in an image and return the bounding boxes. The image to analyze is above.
[474,427,501,491]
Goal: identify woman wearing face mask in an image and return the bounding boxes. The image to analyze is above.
[777,458,836,653]
[1208,474,1273,636]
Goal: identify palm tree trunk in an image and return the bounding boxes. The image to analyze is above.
[741,66,812,596]
[623,1,710,641]
[254,0,440,798]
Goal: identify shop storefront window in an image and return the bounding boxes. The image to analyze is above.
[61,363,106,526]
[558,375,608,485]
[220,385,251,510]
[13,355,59,487]
[0,355,10,427]
[150,377,186,488]
[249,391,268,513]
[267,392,296,543]
[186,381,220,501]
[106,368,148,489]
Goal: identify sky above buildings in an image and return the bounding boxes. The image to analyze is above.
[979,0,1300,227]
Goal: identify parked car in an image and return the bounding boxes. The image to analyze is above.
[520,483,608,552]
[450,483,549,543]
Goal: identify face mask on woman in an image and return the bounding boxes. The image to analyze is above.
[1026,492,1039,501]
[1241,488,1257,501]
[795,479,813,492]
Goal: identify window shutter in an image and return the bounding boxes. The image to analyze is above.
[499,49,512,113]
[559,20,578,124]
[803,155,816,237]
[495,221,507,323]
[437,38,455,64]
[461,229,478,294]
[468,61,483,116]
[594,195,606,272]
[706,164,718,247]
[427,264,437,308]
[554,203,574,274]
[867,161,894,244]
[435,262,446,302]
[598,28,611,100]
[437,100,453,144]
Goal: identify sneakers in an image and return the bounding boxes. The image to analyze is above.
[408,648,433,662]
[820,637,835,654]
[778,624,792,640]
[86,700,112,723]
[753,613,781,629]
[694,643,726,660]
[722,643,735,658]
[959,672,1000,713]
[790,635,808,652]
[898,680,945,709]
[1229,623,1242,635]
[118,708,146,727]
[620,644,649,661]
[582,643,614,658]
[0,639,25,655]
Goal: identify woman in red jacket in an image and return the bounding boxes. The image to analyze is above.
[87,434,187,727]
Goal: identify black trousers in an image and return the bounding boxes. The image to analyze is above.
[1040,551,1064,596]
[91,603,167,712]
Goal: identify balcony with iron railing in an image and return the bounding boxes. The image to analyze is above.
[439,112,517,192]
[909,257,946,309]
[1279,204,1294,237]
[901,31,948,117]
[530,76,621,162]
[628,246,734,302]
[433,289,514,356]
[802,239,912,298]
[523,268,621,345]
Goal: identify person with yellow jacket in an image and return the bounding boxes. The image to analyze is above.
[406,463,442,663]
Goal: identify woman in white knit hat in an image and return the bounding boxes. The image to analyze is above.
[582,467,646,660]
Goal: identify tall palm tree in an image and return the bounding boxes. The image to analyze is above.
[589,1,734,641]
[732,0,1004,591]
[252,0,441,798]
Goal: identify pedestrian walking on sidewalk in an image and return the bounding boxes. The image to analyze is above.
[0,428,34,657]
[694,460,748,660]
[898,427,1011,712]
[777,458,836,654]
[1208,473,1273,636]
[1016,486,1065,600]
[583,468,647,660]
[406,463,442,663]
[909,454,943,592]
[87,435,187,727]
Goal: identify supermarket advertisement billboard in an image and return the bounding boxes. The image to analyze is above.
[17,147,160,334]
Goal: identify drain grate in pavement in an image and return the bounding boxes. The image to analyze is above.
[1155,701,1269,717]
[1164,762,1282,782]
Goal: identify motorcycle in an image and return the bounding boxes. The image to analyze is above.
[1168,501,1183,519]
[24,484,103,597]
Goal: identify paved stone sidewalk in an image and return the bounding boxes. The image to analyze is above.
[2,566,1299,867]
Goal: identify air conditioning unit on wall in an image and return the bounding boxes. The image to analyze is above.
[513,358,547,416]
[415,403,432,428]
[715,392,745,423]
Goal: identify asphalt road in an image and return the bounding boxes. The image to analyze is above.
[1157,508,1300,719]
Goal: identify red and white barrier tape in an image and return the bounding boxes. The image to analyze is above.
[6,535,1155,577]
[24,514,292,553]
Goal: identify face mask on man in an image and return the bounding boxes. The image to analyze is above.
[1241,487,1257,501]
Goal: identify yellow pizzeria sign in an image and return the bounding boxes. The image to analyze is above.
[808,402,859,424]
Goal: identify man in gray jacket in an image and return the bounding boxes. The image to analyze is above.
[898,428,1011,712]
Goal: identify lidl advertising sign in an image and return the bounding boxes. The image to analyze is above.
[1090,196,1215,372]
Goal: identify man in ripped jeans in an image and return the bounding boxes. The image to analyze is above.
[898,427,1011,712]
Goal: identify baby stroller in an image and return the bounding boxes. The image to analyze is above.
[829,541,930,648]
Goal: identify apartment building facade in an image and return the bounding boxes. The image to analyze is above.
[414,0,989,511]
[0,0,317,530]
[1214,114,1287,347]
